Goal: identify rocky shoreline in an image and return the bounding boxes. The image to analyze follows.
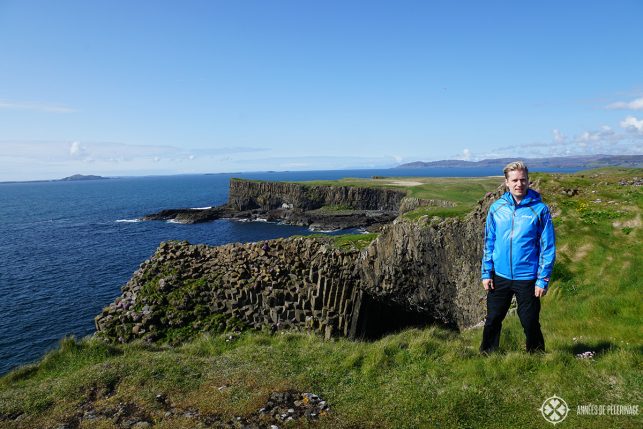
[142,205,398,232]
[141,179,406,231]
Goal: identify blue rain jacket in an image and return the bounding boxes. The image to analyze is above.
[481,189,556,289]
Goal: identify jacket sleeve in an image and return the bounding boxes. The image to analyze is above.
[536,206,556,289]
[481,207,496,280]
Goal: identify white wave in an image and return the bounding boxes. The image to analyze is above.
[115,218,141,223]
[231,217,279,224]
[166,219,187,224]
[308,227,339,233]
[191,206,212,210]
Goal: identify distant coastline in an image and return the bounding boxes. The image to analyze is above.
[2,154,641,184]
[398,154,643,169]
[0,174,111,185]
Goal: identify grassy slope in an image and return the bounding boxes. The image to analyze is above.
[1,169,641,428]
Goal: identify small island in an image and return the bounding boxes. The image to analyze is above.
[58,174,109,181]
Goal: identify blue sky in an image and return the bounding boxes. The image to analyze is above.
[1,0,642,180]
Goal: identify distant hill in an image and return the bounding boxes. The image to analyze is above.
[58,174,109,181]
[398,154,643,169]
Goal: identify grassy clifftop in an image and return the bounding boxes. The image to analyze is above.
[299,176,503,219]
[1,168,641,428]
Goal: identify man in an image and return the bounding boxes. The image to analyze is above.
[480,161,556,353]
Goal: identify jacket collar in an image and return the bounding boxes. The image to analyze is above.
[502,188,541,206]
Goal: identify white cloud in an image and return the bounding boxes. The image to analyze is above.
[0,99,76,113]
[576,126,615,143]
[0,140,267,163]
[477,122,642,161]
[69,141,89,158]
[450,148,473,161]
[190,147,270,156]
[235,155,398,171]
[0,140,287,181]
[606,97,643,110]
[553,129,567,143]
[620,116,643,134]
[281,162,310,168]
[69,141,81,156]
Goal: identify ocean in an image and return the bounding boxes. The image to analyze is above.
[0,167,575,375]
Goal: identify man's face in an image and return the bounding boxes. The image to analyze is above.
[505,169,529,200]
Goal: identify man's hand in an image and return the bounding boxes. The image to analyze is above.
[482,278,494,291]
[534,287,547,298]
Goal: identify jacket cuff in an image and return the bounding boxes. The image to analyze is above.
[535,279,549,289]
[481,273,492,280]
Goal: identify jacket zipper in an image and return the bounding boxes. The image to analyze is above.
[510,204,515,279]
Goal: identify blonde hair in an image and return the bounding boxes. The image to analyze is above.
[503,161,529,179]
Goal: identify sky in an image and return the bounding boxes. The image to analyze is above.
[1,0,642,181]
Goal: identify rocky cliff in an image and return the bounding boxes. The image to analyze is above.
[359,193,492,330]
[95,238,363,343]
[228,179,407,211]
[143,179,408,230]
[96,186,500,343]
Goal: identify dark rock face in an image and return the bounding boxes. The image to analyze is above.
[95,238,364,343]
[96,188,501,343]
[141,207,232,223]
[358,190,497,330]
[263,207,398,231]
[228,179,407,211]
[141,179,407,229]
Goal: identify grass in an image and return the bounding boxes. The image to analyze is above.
[290,233,379,251]
[1,168,641,428]
[296,176,502,201]
[402,205,472,220]
[331,233,379,250]
[400,177,503,218]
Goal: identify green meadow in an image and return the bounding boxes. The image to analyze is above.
[1,168,641,428]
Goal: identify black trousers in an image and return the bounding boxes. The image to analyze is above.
[480,274,545,353]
